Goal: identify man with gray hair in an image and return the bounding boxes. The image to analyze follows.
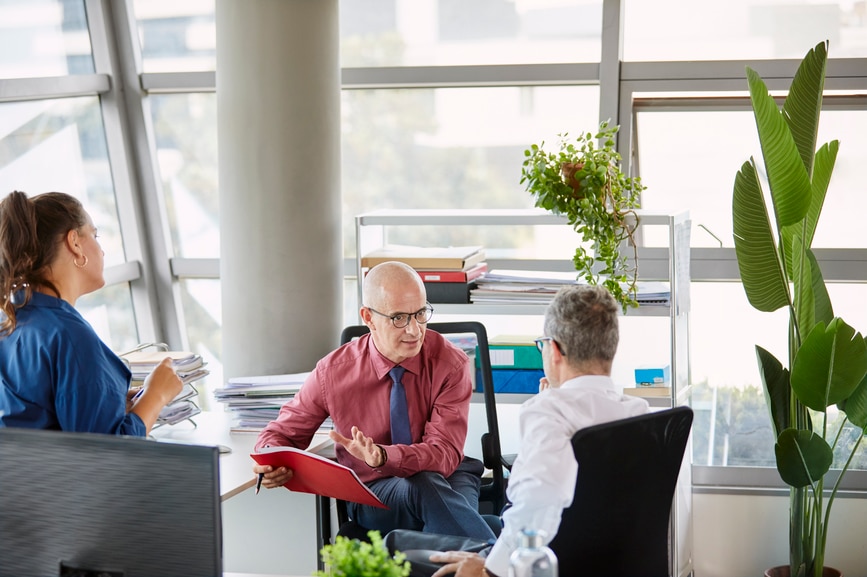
[388,284,649,577]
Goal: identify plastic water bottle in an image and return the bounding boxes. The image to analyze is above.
[508,529,558,577]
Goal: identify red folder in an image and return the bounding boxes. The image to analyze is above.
[250,447,388,509]
[416,262,488,283]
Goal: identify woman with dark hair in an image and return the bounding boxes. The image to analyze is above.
[0,190,182,435]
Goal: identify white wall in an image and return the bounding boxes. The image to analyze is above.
[692,492,867,577]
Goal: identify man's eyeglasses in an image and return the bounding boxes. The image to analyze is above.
[367,303,434,328]
[534,336,555,353]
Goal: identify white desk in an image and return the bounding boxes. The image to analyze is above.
[150,411,332,501]
[150,411,334,574]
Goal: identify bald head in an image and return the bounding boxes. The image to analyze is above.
[362,261,425,310]
[360,261,429,364]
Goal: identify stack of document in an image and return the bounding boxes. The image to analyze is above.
[120,346,210,427]
[123,350,209,387]
[470,270,671,307]
[213,372,331,433]
[470,269,583,304]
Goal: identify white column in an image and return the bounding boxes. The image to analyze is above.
[216,0,342,379]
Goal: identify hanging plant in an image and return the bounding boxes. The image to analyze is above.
[520,120,644,311]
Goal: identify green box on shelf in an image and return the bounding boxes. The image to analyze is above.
[475,334,543,370]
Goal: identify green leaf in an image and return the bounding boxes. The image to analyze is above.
[789,227,814,334]
[805,248,833,328]
[757,345,791,439]
[805,140,838,246]
[775,428,833,488]
[840,354,867,430]
[732,159,790,312]
[791,319,867,411]
[746,67,812,228]
[782,40,828,176]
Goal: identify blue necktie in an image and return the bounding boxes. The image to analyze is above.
[389,366,412,445]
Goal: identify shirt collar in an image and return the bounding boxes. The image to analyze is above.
[559,374,616,392]
[365,333,423,379]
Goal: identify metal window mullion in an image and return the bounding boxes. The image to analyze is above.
[85,0,186,349]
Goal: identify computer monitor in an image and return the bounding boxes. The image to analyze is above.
[0,427,222,577]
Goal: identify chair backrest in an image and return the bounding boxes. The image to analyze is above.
[0,427,222,577]
[339,321,507,514]
[547,406,693,577]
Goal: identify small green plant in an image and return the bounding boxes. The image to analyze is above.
[521,120,644,311]
[313,530,411,577]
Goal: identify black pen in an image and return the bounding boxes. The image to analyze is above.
[255,472,264,495]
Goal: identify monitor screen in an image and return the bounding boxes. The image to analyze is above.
[0,427,222,577]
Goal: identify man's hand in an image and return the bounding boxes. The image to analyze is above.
[330,426,384,467]
[429,551,487,577]
[251,463,293,490]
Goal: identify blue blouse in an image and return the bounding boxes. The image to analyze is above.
[0,292,145,435]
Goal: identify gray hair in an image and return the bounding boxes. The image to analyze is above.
[543,284,619,364]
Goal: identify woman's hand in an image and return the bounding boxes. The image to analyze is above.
[143,357,184,404]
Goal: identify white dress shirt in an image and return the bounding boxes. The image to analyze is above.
[484,375,649,577]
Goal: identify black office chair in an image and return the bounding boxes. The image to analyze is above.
[549,405,694,577]
[325,321,508,542]
[385,406,694,577]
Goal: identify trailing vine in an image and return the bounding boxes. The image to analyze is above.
[520,120,644,311]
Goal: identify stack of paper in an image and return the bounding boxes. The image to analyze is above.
[120,347,210,427]
[123,350,209,387]
[470,269,581,304]
[213,372,331,433]
[470,270,671,307]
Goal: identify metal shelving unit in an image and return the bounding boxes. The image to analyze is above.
[356,207,694,577]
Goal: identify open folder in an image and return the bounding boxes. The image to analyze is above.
[250,447,388,509]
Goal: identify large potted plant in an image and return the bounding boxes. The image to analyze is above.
[521,120,645,311]
[732,39,867,577]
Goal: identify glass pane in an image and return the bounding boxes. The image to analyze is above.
[132,0,216,72]
[77,282,138,354]
[689,282,784,467]
[0,0,93,78]
[689,282,867,469]
[635,108,867,248]
[149,93,219,258]
[624,0,867,61]
[0,97,125,265]
[342,85,600,256]
[340,0,602,67]
[178,278,222,410]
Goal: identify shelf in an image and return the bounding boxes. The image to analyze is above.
[432,302,671,317]
[357,208,689,228]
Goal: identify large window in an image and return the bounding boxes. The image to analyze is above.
[0,0,93,78]
[0,95,137,349]
[624,0,867,61]
[341,85,600,255]
[340,0,604,67]
[3,0,865,486]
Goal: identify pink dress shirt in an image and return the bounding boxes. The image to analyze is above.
[255,330,473,484]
